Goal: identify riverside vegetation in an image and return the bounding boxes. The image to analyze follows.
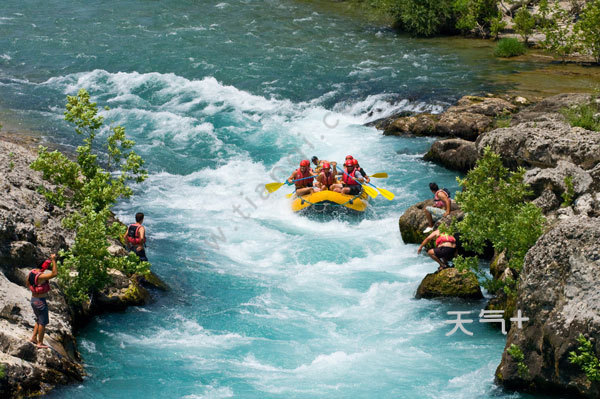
[351,0,600,63]
[30,89,149,305]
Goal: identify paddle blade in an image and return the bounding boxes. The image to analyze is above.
[370,173,388,178]
[377,187,395,201]
[286,192,295,198]
[363,184,379,199]
[265,182,284,193]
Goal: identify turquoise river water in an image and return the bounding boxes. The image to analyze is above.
[0,1,552,398]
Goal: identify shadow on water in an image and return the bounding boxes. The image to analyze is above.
[298,202,377,223]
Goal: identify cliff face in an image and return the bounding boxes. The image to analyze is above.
[496,217,600,398]
[0,137,165,397]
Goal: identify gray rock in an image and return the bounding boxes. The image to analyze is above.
[416,268,483,299]
[477,121,600,170]
[532,189,560,214]
[398,199,462,244]
[524,161,593,199]
[496,217,600,398]
[423,138,478,172]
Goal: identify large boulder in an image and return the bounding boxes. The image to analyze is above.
[511,93,592,125]
[416,268,483,299]
[476,121,600,170]
[448,95,516,117]
[398,200,463,244]
[496,217,600,398]
[423,138,478,172]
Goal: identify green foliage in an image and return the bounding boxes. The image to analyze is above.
[508,344,529,378]
[394,0,456,37]
[0,363,5,379]
[489,12,507,40]
[540,0,577,62]
[560,97,600,132]
[514,7,536,44]
[30,89,149,305]
[573,0,600,64]
[453,0,499,35]
[569,334,600,382]
[452,147,545,275]
[561,175,575,207]
[493,114,512,128]
[494,38,526,57]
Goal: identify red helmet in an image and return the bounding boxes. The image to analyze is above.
[345,155,353,160]
[322,162,331,170]
[345,160,354,167]
[352,159,359,166]
[40,259,52,271]
[300,159,310,167]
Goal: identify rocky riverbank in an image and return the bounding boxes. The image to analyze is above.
[388,92,600,397]
[0,136,166,398]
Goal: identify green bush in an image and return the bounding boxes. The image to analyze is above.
[453,0,499,35]
[561,175,575,207]
[569,334,600,382]
[394,0,456,36]
[513,7,536,44]
[451,147,545,289]
[574,0,600,64]
[494,38,526,57]
[31,89,149,305]
[561,98,600,132]
[507,344,529,378]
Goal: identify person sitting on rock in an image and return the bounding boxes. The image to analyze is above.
[27,254,57,349]
[316,162,342,191]
[417,229,457,271]
[288,159,318,196]
[123,212,148,262]
[423,182,451,233]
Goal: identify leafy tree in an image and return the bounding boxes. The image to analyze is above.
[453,0,500,36]
[489,11,508,40]
[31,89,149,305]
[395,0,456,37]
[539,0,577,62]
[451,147,545,287]
[573,0,600,63]
[514,6,536,44]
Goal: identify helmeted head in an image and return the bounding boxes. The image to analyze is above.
[345,155,353,161]
[345,159,354,169]
[300,159,310,167]
[322,162,331,172]
[352,159,359,166]
[311,156,319,165]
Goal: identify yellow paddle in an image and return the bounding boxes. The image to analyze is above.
[369,173,388,178]
[265,175,316,193]
[367,182,394,200]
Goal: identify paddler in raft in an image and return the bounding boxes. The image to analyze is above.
[334,159,365,195]
[287,159,318,196]
[311,156,336,174]
[315,162,343,191]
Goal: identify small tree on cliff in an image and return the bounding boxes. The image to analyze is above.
[31,89,148,305]
[573,0,600,64]
[451,147,545,291]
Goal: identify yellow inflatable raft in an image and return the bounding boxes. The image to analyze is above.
[291,190,369,213]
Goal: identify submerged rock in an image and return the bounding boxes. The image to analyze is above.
[415,268,483,299]
[496,217,600,398]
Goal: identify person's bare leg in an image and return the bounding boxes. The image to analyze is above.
[30,323,39,343]
[296,187,312,196]
[424,209,434,227]
[36,325,49,348]
[427,249,446,268]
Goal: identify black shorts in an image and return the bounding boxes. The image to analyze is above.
[346,185,361,195]
[130,247,148,262]
[434,246,456,262]
[31,297,49,326]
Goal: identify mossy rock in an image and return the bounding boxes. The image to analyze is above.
[416,268,483,299]
[135,271,168,291]
[398,200,430,244]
